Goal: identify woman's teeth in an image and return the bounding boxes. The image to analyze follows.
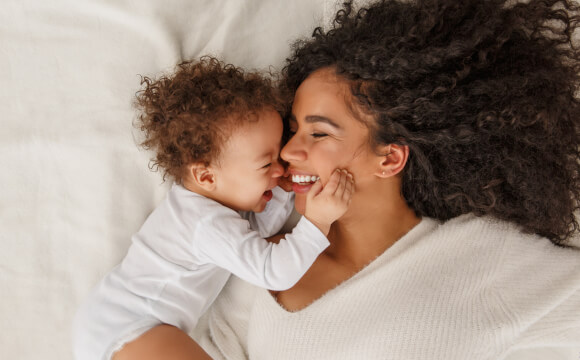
[292,174,320,184]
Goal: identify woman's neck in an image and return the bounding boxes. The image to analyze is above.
[325,179,421,271]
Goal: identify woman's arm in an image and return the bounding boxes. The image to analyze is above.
[113,325,212,360]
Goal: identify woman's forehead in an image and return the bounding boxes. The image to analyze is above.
[299,67,346,91]
[293,68,376,130]
[294,69,350,111]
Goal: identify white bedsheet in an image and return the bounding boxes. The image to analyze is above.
[1,0,577,359]
[0,1,330,359]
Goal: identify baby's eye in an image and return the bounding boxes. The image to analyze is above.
[261,163,272,169]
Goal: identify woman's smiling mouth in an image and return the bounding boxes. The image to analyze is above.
[290,174,320,194]
[291,174,320,185]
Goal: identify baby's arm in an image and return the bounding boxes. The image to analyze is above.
[246,186,295,238]
[197,169,353,291]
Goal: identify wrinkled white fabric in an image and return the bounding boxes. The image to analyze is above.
[193,215,580,360]
[0,1,330,359]
[73,185,328,360]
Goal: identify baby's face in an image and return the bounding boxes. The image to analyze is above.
[210,108,285,213]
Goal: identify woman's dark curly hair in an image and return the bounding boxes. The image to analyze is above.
[135,56,283,183]
[282,0,580,245]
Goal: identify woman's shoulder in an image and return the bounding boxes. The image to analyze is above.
[436,213,579,250]
[387,214,580,302]
[456,215,580,347]
[387,214,580,349]
[432,214,580,274]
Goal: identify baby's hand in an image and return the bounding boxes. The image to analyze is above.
[304,169,354,235]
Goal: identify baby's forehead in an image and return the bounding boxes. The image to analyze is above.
[218,110,283,157]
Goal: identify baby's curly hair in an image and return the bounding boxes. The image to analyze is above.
[135,56,283,183]
[282,0,580,245]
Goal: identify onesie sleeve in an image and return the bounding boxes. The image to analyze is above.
[195,208,329,291]
[243,186,294,237]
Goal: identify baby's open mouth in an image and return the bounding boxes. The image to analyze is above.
[291,174,320,185]
[262,189,273,201]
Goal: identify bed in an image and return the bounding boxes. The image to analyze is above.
[1,0,578,359]
[0,1,332,358]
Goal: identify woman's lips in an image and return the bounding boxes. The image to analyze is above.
[290,174,319,194]
[292,183,313,194]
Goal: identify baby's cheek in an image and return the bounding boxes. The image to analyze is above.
[276,175,293,192]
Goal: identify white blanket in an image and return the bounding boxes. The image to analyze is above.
[0,1,330,359]
[1,0,577,359]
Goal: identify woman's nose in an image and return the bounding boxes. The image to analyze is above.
[280,135,306,163]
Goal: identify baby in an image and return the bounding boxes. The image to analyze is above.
[72,57,353,360]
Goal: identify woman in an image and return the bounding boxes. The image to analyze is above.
[194,0,580,359]
[118,0,580,359]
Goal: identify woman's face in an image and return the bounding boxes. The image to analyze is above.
[281,68,382,214]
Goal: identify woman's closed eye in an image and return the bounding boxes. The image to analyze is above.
[311,132,328,138]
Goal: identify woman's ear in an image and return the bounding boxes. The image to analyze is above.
[185,162,216,191]
[375,144,409,178]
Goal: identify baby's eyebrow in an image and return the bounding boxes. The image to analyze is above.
[254,152,271,162]
[254,148,277,164]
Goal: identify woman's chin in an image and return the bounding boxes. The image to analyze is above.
[293,193,306,215]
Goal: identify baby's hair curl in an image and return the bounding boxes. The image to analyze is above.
[282,0,580,245]
[134,56,284,183]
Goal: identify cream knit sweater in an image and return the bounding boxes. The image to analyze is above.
[193,215,580,360]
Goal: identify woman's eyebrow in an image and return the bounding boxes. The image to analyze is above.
[289,114,340,129]
[306,115,340,128]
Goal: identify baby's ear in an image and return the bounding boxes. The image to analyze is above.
[185,162,216,191]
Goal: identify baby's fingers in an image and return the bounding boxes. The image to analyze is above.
[334,169,349,197]
[343,173,354,203]
[320,169,342,195]
[306,178,323,201]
